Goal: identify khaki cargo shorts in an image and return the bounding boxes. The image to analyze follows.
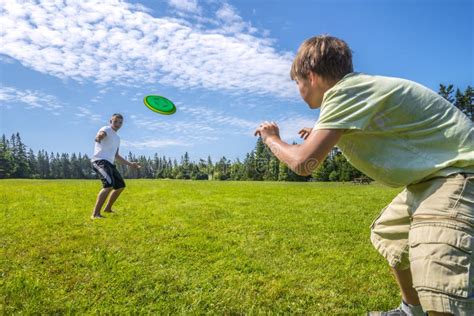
[370,173,474,315]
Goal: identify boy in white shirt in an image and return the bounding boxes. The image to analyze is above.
[91,113,140,219]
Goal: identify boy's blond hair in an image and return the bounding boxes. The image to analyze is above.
[290,35,353,82]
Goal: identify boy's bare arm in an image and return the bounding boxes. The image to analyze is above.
[255,122,343,176]
[115,150,141,168]
[95,131,107,143]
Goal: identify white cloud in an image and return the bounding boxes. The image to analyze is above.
[0,54,15,64]
[125,104,258,150]
[0,0,298,99]
[168,0,200,14]
[121,138,191,149]
[76,106,103,122]
[179,105,257,132]
[277,113,318,142]
[215,3,256,34]
[0,85,63,113]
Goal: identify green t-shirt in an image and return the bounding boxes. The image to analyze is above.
[314,73,474,187]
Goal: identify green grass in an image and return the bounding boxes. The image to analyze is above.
[1,179,402,314]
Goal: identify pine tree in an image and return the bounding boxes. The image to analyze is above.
[266,155,279,181]
[243,151,256,180]
[27,149,38,178]
[70,153,84,178]
[254,137,266,180]
[40,150,51,178]
[455,86,473,121]
[278,161,289,181]
[464,86,474,121]
[230,158,244,180]
[214,156,231,180]
[0,134,13,178]
[177,152,191,179]
[438,84,454,103]
[82,154,93,179]
[11,133,30,178]
[60,153,71,178]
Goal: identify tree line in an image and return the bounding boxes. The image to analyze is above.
[0,133,363,181]
[1,84,471,181]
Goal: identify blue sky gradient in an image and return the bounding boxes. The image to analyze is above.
[1,0,472,161]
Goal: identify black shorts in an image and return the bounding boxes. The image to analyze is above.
[92,160,126,189]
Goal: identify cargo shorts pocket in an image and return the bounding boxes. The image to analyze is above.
[370,206,389,229]
[409,223,473,298]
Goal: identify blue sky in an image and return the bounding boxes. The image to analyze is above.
[0,0,472,161]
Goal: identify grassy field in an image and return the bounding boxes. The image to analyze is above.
[1,179,403,314]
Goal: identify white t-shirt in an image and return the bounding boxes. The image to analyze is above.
[91,126,120,164]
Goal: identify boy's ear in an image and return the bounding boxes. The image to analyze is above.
[308,71,317,86]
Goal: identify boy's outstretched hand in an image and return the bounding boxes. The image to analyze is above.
[254,121,280,143]
[298,127,312,140]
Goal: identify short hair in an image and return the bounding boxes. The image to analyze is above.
[111,113,123,120]
[290,35,353,82]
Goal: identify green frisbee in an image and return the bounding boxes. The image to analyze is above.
[144,95,176,115]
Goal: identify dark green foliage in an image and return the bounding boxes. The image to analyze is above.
[439,84,473,121]
[0,133,367,182]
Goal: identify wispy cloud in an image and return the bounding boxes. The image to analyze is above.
[215,2,257,34]
[0,0,297,99]
[277,113,318,142]
[76,106,103,122]
[0,85,63,114]
[168,0,201,14]
[121,138,191,149]
[179,105,257,131]
[0,54,15,64]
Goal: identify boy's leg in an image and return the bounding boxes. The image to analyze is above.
[104,188,124,212]
[103,166,126,213]
[92,187,112,217]
[91,160,116,218]
[369,189,425,315]
[392,267,420,305]
[407,174,473,315]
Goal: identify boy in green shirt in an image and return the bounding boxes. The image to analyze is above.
[255,35,473,316]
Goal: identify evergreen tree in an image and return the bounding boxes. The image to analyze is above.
[243,151,257,180]
[11,133,30,178]
[455,86,473,121]
[265,155,279,181]
[312,157,332,181]
[438,84,454,103]
[214,156,231,180]
[207,155,214,180]
[278,161,289,181]
[229,158,243,180]
[39,150,51,178]
[0,135,13,178]
[27,149,38,178]
[177,152,191,179]
[70,153,84,178]
[82,154,94,179]
[254,137,266,180]
[50,153,61,178]
[60,153,71,178]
